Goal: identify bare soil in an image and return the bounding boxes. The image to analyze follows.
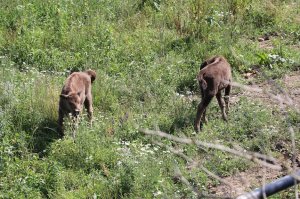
[231,71,300,111]
[209,166,282,197]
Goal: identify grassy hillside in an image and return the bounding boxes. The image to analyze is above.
[0,0,299,198]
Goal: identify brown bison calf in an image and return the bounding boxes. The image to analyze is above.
[194,56,232,132]
[58,70,96,136]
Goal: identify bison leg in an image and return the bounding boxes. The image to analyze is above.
[194,95,213,132]
[224,84,231,114]
[71,115,79,139]
[200,87,208,124]
[201,108,208,123]
[84,94,93,125]
[216,91,227,121]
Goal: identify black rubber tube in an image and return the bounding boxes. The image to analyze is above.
[237,170,300,199]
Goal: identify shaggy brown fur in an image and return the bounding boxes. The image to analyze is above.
[58,70,96,136]
[194,56,232,132]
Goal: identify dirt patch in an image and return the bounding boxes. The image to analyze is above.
[282,71,300,110]
[231,71,300,111]
[209,166,283,197]
[259,39,274,50]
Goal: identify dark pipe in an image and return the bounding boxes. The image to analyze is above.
[237,170,300,199]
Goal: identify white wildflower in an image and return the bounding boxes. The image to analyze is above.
[153,190,162,197]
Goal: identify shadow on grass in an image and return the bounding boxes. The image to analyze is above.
[170,114,195,134]
[29,118,60,157]
[159,108,196,134]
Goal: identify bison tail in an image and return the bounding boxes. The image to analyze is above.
[197,73,207,90]
[85,70,96,83]
[201,79,207,90]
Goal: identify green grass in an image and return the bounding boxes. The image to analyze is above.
[1,0,300,198]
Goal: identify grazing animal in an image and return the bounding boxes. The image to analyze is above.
[58,70,96,136]
[194,56,232,132]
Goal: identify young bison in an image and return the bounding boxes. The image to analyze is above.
[194,56,232,132]
[58,70,96,136]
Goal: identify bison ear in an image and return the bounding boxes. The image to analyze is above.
[60,94,69,99]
